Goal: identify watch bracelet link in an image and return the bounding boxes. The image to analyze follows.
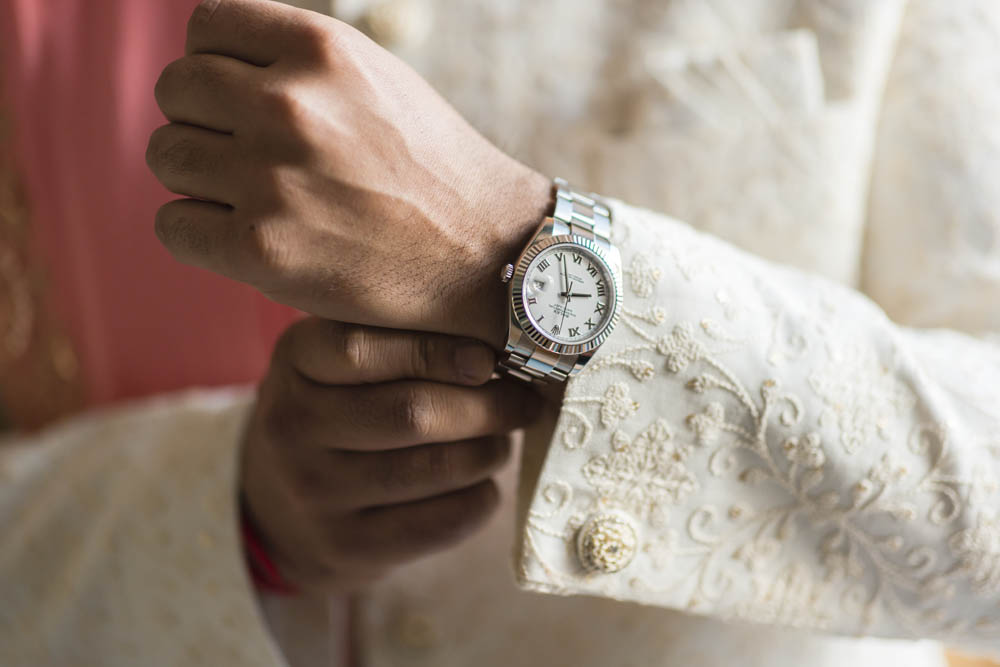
[550,177,612,244]
[498,178,612,384]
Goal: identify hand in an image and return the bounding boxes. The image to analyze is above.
[241,317,540,594]
[147,0,552,348]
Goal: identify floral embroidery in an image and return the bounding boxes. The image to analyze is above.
[566,382,640,430]
[950,514,1000,595]
[582,419,698,525]
[600,383,639,427]
[686,403,726,446]
[808,341,915,455]
[781,433,825,469]
[657,323,706,373]
[732,564,832,629]
[519,212,1000,645]
[624,253,662,297]
[560,408,593,450]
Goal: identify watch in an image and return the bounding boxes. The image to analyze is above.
[497,178,623,383]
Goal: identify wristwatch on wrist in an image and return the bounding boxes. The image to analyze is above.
[497,177,623,383]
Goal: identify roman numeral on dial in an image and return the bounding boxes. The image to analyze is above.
[538,259,551,271]
[554,252,564,262]
[527,296,537,305]
[595,302,606,314]
[587,264,599,278]
[569,327,580,337]
[572,254,583,265]
[596,280,606,297]
[585,318,595,329]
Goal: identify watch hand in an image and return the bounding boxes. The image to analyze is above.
[564,293,592,298]
[561,255,570,299]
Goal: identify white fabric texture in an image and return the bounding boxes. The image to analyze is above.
[0,390,284,666]
[514,200,1000,650]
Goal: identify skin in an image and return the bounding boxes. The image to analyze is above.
[243,318,541,593]
[146,0,553,350]
[147,0,561,592]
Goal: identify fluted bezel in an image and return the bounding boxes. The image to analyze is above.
[510,235,622,356]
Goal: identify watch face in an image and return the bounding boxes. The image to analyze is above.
[521,242,616,346]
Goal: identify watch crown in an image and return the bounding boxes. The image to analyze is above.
[499,263,514,283]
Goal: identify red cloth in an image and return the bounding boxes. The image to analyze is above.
[1,0,299,407]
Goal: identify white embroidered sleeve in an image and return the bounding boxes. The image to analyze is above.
[0,390,287,667]
[515,201,1000,652]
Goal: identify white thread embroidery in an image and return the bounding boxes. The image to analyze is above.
[519,212,1000,645]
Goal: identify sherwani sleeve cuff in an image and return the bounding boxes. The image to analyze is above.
[513,200,1000,658]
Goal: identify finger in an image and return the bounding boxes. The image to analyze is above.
[333,480,500,565]
[277,318,496,387]
[146,123,244,204]
[186,0,329,67]
[262,375,541,451]
[320,436,512,509]
[155,54,260,133]
[154,198,245,275]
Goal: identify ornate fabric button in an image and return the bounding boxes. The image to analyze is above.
[576,512,638,573]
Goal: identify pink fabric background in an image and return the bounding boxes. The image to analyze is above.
[2,0,298,407]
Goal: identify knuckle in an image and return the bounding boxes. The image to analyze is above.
[294,16,349,62]
[259,83,311,132]
[339,324,370,374]
[295,19,332,56]
[391,386,435,440]
[411,334,436,378]
[239,218,292,275]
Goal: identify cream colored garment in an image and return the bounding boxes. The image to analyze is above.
[3,0,1000,665]
[515,198,1000,650]
[0,391,283,666]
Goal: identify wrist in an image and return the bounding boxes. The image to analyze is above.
[240,499,299,596]
[456,162,553,349]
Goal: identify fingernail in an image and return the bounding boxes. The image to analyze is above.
[455,342,495,384]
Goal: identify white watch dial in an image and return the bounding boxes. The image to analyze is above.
[522,243,615,345]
